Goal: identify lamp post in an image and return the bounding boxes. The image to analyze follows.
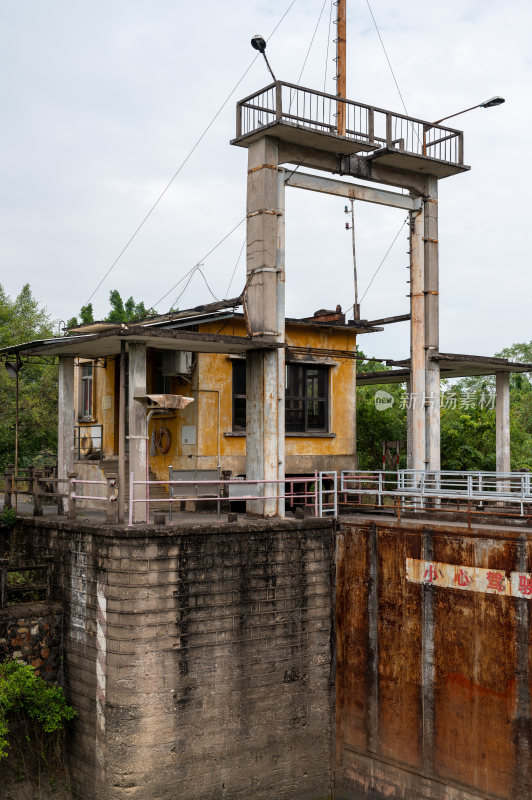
[251,35,277,82]
[5,356,22,512]
[422,96,505,156]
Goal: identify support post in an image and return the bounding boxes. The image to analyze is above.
[410,206,426,474]
[424,178,440,471]
[117,341,126,524]
[336,0,346,136]
[106,473,118,524]
[33,470,43,517]
[67,472,77,520]
[245,137,285,517]
[406,378,413,471]
[3,466,13,511]
[496,371,511,475]
[57,356,75,515]
[128,343,147,523]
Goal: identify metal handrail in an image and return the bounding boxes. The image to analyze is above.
[128,473,335,525]
[340,469,532,516]
[236,81,464,166]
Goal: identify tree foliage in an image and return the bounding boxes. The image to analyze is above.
[67,290,155,328]
[356,346,532,471]
[0,285,58,471]
[0,661,76,759]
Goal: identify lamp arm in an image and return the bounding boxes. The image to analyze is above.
[431,103,481,127]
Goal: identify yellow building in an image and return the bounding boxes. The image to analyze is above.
[71,305,369,490]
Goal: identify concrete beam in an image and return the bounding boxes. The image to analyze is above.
[340,154,428,195]
[57,356,75,514]
[496,371,511,474]
[128,342,147,523]
[286,170,421,211]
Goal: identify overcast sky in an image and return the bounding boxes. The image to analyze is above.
[1,1,530,360]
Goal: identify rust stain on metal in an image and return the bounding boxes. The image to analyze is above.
[336,518,532,800]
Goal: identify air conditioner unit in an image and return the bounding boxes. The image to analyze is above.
[162,350,193,376]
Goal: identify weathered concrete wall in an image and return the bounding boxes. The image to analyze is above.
[335,517,532,800]
[12,516,334,800]
[0,601,63,681]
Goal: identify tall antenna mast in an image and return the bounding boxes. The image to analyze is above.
[336,0,346,135]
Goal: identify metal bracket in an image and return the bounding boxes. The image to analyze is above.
[246,209,283,218]
[247,164,278,175]
[423,237,439,243]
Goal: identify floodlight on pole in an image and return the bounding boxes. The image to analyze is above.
[251,34,277,82]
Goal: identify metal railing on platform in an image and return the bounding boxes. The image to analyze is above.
[339,469,532,521]
[128,472,337,525]
[236,81,464,166]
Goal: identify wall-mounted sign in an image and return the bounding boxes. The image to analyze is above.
[406,558,532,599]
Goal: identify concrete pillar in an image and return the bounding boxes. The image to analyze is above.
[245,137,285,517]
[57,357,75,514]
[496,371,511,474]
[424,178,440,472]
[410,206,425,473]
[128,343,147,523]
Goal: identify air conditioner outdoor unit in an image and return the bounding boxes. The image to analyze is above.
[162,350,193,376]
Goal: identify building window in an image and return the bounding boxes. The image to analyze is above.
[231,361,329,434]
[80,363,93,420]
[232,361,247,431]
[285,364,328,432]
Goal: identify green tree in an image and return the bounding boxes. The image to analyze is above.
[0,285,58,471]
[356,352,407,469]
[68,290,155,327]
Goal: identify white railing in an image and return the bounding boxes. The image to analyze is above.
[340,470,532,516]
[128,472,337,525]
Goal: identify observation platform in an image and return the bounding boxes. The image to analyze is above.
[231,81,470,179]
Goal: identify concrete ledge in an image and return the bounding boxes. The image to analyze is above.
[14,514,335,539]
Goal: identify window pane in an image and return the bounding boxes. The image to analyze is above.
[286,364,304,398]
[233,397,246,430]
[307,399,326,430]
[233,361,246,395]
[286,399,304,432]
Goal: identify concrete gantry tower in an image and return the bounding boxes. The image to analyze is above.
[233,12,469,512]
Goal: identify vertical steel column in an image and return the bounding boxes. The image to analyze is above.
[336,0,346,136]
[424,178,440,471]
[245,137,285,517]
[57,357,75,514]
[496,371,511,474]
[128,342,147,523]
[406,377,413,470]
[117,340,126,524]
[410,206,426,473]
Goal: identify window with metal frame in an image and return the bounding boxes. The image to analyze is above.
[232,360,247,431]
[79,363,94,420]
[285,364,328,432]
[231,361,330,433]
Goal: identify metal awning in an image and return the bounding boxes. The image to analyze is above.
[0,326,281,360]
[357,353,532,386]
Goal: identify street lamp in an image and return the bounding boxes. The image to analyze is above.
[432,96,505,126]
[423,96,505,156]
[251,34,277,82]
[5,356,22,512]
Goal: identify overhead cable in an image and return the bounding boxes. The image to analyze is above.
[84,0,297,305]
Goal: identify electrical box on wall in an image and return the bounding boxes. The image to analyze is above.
[182,426,196,445]
[162,350,193,376]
